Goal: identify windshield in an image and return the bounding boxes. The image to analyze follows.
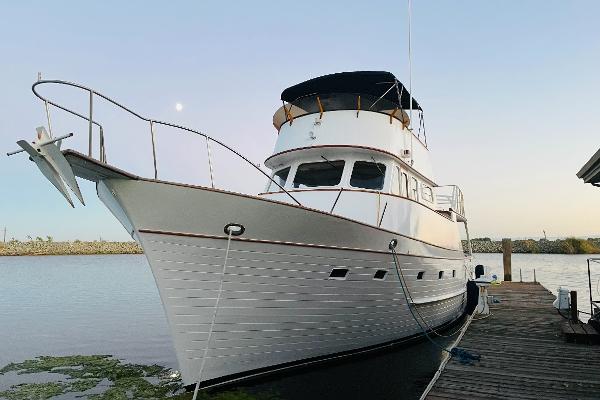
[350,161,386,190]
[268,167,290,191]
[293,160,345,188]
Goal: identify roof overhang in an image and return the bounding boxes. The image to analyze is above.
[281,71,421,111]
[577,148,600,185]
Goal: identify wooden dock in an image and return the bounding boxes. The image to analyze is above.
[424,282,600,400]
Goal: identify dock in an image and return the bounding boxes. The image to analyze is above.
[423,282,600,400]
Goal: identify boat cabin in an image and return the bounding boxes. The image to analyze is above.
[259,72,465,241]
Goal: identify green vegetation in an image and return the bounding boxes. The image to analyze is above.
[0,355,279,400]
[562,237,600,254]
[464,238,600,254]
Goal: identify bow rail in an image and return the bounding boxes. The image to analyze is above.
[31,79,301,206]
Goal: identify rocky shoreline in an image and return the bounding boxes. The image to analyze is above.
[463,238,600,254]
[0,240,143,256]
[2,237,599,256]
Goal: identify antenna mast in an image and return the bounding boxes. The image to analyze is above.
[408,0,413,129]
[408,0,414,164]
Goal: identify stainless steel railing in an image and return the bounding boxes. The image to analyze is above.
[434,185,465,218]
[31,79,301,206]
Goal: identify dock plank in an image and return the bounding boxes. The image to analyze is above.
[424,282,600,400]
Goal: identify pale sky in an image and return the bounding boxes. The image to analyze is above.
[1,1,599,241]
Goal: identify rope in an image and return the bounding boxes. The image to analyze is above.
[389,244,480,364]
[390,248,463,338]
[192,230,233,400]
[418,312,474,400]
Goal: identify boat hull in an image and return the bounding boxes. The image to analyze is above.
[97,179,467,385]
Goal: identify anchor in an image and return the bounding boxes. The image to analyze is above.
[7,127,84,207]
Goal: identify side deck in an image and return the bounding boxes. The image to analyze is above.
[424,282,600,400]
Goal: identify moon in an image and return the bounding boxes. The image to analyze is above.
[175,103,183,112]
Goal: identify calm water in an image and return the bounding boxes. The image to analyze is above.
[0,253,597,399]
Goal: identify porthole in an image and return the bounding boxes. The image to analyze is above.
[329,268,348,280]
[373,270,387,280]
[417,271,425,280]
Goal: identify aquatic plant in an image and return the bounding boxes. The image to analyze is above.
[0,355,180,399]
[0,355,280,400]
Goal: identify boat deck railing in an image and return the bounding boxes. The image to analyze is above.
[31,79,302,206]
[434,185,465,218]
[273,92,428,147]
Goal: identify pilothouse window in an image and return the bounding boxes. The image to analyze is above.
[268,167,290,191]
[293,160,345,188]
[350,161,386,190]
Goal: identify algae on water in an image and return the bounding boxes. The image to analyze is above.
[0,355,180,399]
[0,355,280,400]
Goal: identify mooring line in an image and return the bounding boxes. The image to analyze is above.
[192,230,233,400]
[418,313,474,400]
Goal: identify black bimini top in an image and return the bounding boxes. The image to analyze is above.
[281,71,421,111]
[577,148,600,186]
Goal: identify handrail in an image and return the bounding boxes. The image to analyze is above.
[31,79,301,206]
[434,185,465,218]
[274,91,426,148]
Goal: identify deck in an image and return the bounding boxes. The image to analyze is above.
[423,282,600,400]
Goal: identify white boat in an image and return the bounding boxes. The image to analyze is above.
[10,71,473,389]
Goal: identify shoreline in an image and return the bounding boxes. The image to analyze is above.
[0,240,143,257]
[464,237,600,254]
[1,238,599,256]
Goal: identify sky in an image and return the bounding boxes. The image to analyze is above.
[1,1,599,241]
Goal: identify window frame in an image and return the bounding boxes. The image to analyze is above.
[421,184,434,203]
[291,159,346,189]
[401,171,409,197]
[411,177,419,201]
[267,166,291,192]
[349,160,387,191]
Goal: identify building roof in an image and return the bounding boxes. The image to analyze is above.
[577,148,600,185]
[280,71,421,111]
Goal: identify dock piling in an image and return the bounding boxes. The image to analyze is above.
[502,238,512,281]
[571,290,579,322]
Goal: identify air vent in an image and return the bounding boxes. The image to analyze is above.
[373,270,387,280]
[417,271,425,280]
[329,268,348,280]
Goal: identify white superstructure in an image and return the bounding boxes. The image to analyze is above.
[11,71,472,390]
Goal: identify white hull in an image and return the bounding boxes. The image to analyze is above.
[98,178,467,385]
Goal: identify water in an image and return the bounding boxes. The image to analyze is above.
[0,253,597,399]
[473,253,599,316]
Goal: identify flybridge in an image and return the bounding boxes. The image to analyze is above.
[273,71,428,146]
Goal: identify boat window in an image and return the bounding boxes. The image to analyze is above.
[391,167,400,196]
[373,270,387,280]
[401,172,408,197]
[293,160,345,188]
[329,267,349,280]
[452,270,456,278]
[417,271,425,280]
[268,167,290,191]
[422,185,434,203]
[438,271,444,279]
[350,161,386,190]
[411,177,419,200]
